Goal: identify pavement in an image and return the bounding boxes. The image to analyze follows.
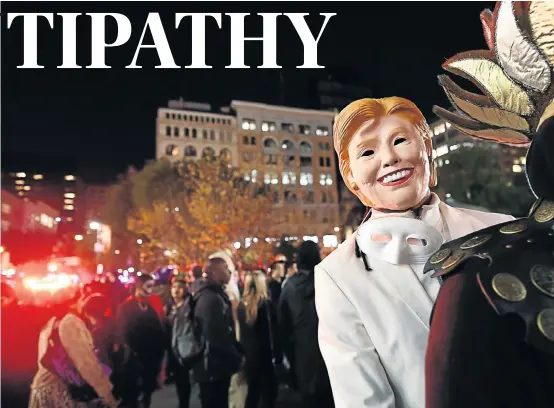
[152,383,302,407]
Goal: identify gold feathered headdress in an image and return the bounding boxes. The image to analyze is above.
[434,1,554,146]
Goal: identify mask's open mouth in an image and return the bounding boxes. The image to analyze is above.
[377,168,414,186]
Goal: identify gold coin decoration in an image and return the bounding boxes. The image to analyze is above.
[530,265,554,298]
[534,200,554,223]
[492,273,527,302]
[460,234,492,250]
[442,251,465,270]
[537,309,554,342]
[500,221,527,234]
[429,248,452,265]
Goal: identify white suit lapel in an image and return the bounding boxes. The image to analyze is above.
[372,259,433,329]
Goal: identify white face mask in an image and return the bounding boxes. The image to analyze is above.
[356,216,444,265]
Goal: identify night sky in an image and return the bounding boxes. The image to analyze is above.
[1,1,494,181]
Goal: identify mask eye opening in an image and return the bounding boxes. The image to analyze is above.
[371,233,392,243]
[406,237,427,247]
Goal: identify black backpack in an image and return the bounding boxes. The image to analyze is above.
[171,294,206,367]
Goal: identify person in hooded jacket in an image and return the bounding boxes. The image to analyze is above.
[278,241,334,408]
[192,257,243,408]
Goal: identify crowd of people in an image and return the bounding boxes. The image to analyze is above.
[2,240,335,408]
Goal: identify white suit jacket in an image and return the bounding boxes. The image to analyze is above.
[315,198,513,408]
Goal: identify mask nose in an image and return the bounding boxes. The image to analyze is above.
[381,145,400,168]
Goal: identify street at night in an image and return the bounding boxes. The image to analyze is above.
[2,2,554,408]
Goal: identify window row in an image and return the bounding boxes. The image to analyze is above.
[242,119,330,136]
[165,112,232,125]
[165,126,233,143]
[165,145,232,161]
[258,190,336,205]
[243,169,333,187]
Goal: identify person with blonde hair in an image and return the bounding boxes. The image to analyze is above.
[237,270,280,408]
[314,96,514,408]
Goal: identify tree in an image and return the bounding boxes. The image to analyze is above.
[435,146,535,216]
[127,157,275,266]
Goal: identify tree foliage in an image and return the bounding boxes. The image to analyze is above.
[106,157,275,268]
[435,146,535,217]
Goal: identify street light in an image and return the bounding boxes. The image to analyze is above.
[74,234,84,241]
[137,239,143,245]
[89,221,100,230]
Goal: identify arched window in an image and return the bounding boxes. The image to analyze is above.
[192,129,197,138]
[202,147,216,159]
[220,148,232,162]
[202,130,208,140]
[281,139,294,151]
[210,130,215,140]
[299,141,313,154]
[184,128,190,137]
[166,144,178,157]
[263,138,278,149]
[184,146,197,157]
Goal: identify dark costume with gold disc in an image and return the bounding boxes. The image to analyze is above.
[423,2,554,407]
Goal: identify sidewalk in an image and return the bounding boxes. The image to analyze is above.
[152,383,302,407]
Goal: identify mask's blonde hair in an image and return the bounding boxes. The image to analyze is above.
[334,97,437,207]
[243,270,269,325]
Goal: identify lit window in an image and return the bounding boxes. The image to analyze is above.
[282,172,296,185]
[300,172,313,186]
[64,205,75,211]
[303,235,318,244]
[262,121,276,132]
[520,156,526,165]
[23,186,31,191]
[64,192,76,199]
[65,175,76,181]
[64,199,74,204]
[315,127,329,136]
[15,180,25,185]
[323,235,338,248]
[449,144,460,151]
[242,119,256,130]
[436,145,449,157]
[264,171,279,185]
[33,174,43,180]
[16,172,26,178]
[513,164,523,173]
[299,125,311,135]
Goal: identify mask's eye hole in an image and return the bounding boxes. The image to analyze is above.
[371,233,392,242]
[406,237,427,247]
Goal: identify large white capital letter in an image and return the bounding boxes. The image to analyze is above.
[176,13,222,68]
[87,13,132,69]
[58,13,81,68]
[286,13,336,68]
[7,13,54,68]
[127,13,179,68]
[227,13,282,69]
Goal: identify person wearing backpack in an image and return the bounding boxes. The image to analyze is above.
[193,257,244,408]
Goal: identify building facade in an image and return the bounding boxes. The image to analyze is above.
[155,99,342,251]
[2,171,86,234]
[156,99,238,167]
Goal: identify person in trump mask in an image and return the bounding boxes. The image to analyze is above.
[314,96,512,408]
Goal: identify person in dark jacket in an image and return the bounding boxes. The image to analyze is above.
[423,3,554,407]
[267,261,285,304]
[167,279,192,408]
[278,241,334,408]
[193,257,243,408]
[116,274,166,408]
[237,270,281,408]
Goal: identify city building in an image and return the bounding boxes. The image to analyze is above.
[429,116,529,196]
[1,189,58,234]
[155,98,238,166]
[84,183,113,223]
[155,99,342,251]
[1,171,86,234]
